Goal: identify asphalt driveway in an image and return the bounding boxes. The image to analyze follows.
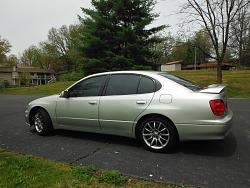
[0,95,250,188]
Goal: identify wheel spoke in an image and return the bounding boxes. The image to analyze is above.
[144,136,153,141]
[157,122,162,131]
[158,138,164,146]
[160,133,169,136]
[150,138,155,146]
[145,128,152,133]
[147,123,153,131]
[143,133,152,136]
[159,135,167,141]
[159,127,166,133]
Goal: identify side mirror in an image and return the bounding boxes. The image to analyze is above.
[61,90,69,98]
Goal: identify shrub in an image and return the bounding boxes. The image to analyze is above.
[59,72,85,81]
[0,80,10,88]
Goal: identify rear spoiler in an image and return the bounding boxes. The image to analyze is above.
[199,84,226,94]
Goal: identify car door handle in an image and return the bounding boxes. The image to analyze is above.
[136,100,147,105]
[88,101,97,105]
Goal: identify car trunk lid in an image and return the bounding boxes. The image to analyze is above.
[199,84,228,114]
[199,84,226,94]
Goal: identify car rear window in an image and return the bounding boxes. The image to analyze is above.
[159,73,203,91]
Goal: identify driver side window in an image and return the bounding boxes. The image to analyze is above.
[69,75,107,97]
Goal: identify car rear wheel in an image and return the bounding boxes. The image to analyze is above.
[33,109,53,136]
[138,117,178,152]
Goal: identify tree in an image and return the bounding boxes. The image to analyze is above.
[168,29,212,66]
[0,36,11,64]
[169,39,194,64]
[79,0,165,74]
[20,45,40,66]
[6,55,18,66]
[241,32,250,66]
[182,0,250,83]
[230,3,250,66]
[149,31,175,64]
[191,29,213,64]
[20,24,84,72]
[45,24,84,71]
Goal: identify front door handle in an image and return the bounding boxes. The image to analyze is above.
[136,100,147,105]
[88,101,97,105]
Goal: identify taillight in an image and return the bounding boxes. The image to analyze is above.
[209,99,225,116]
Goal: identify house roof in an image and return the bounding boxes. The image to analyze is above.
[0,66,54,74]
[0,67,13,73]
[184,63,235,69]
[163,60,183,65]
[17,67,54,74]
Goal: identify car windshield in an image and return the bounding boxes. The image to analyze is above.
[159,73,203,91]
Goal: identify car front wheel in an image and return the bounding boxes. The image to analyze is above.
[138,117,178,152]
[33,109,53,136]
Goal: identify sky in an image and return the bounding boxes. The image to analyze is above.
[0,0,183,56]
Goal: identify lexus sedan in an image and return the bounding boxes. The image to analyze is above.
[25,71,233,152]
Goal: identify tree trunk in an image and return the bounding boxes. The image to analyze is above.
[217,60,223,83]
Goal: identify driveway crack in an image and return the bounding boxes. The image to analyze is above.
[70,147,101,164]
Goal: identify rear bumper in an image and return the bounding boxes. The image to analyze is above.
[176,110,233,141]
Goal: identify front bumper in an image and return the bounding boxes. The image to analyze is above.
[176,109,233,141]
[25,109,31,127]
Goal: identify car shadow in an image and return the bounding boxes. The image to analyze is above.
[175,132,237,157]
[40,129,237,157]
[54,129,141,147]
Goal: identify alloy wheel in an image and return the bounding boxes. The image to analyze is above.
[142,121,170,150]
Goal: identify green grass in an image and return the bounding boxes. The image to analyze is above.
[0,81,74,95]
[0,70,249,98]
[0,150,186,188]
[172,70,250,98]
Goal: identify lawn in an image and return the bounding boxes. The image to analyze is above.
[0,81,74,95]
[172,70,250,98]
[0,150,184,188]
[0,70,249,98]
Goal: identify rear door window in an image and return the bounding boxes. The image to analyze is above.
[105,74,140,96]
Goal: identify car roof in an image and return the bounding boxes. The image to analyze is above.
[88,70,163,77]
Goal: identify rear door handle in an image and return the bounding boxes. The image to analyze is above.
[88,101,97,105]
[136,100,147,104]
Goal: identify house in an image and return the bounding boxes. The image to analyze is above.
[0,66,56,86]
[183,62,236,70]
[160,60,183,71]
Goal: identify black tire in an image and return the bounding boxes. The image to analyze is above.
[32,108,53,136]
[137,116,178,152]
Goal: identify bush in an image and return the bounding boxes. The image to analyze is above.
[0,80,10,89]
[59,72,85,81]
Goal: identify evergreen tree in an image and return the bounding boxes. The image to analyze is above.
[79,0,165,74]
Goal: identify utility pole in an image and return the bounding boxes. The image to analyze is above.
[194,46,197,70]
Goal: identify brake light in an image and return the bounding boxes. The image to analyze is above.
[209,99,225,116]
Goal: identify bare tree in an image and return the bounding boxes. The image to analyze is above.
[230,3,250,66]
[182,0,250,83]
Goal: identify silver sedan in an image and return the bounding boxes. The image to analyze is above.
[25,71,233,152]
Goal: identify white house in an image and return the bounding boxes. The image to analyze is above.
[161,60,183,71]
[0,66,56,86]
